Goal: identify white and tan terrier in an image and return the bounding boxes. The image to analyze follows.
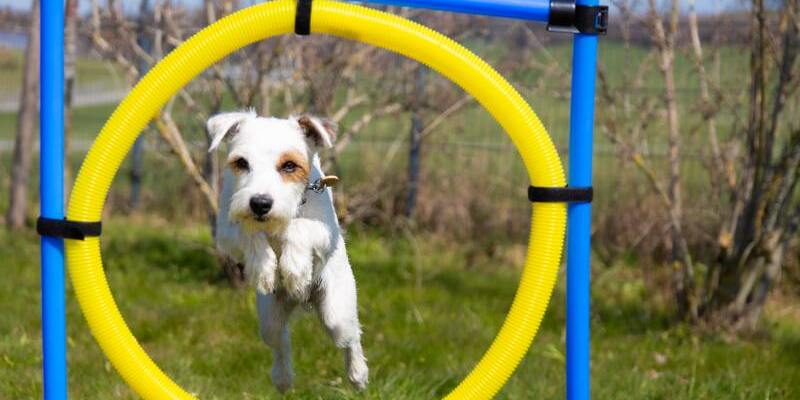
[208,110,368,393]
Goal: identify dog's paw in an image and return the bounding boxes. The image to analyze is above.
[347,357,369,390]
[246,261,277,295]
[271,362,293,393]
[255,269,277,295]
[244,241,278,294]
[280,267,313,301]
[278,247,314,301]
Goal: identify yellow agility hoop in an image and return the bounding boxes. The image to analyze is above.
[66,1,567,398]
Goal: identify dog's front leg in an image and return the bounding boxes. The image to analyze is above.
[278,218,331,301]
[257,292,297,393]
[244,233,278,295]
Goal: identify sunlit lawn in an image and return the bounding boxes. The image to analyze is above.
[1,220,798,399]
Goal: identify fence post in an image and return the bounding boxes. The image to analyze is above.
[406,66,427,217]
[130,0,153,210]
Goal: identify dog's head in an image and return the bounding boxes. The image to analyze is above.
[208,110,336,231]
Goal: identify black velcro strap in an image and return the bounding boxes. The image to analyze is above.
[547,1,609,35]
[528,186,593,203]
[575,5,609,35]
[37,217,102,240]
[295,0,312,35]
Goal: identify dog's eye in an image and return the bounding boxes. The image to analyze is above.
[281,161,297,172]
[232,157,250,172]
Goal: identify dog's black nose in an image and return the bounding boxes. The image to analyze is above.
[249,195,273,217]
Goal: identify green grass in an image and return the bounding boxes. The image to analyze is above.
[0,103,117,141]
[1,220,798,399]
[0,47,123,99]
[0,47,121,141]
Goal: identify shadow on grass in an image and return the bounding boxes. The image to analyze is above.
[592,297,672,336]
[426,267,516,302]
[101,226,223,284]
[777,327,800,364]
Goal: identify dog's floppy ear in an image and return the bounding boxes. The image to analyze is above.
[296,115,337,149]
[207,111,256,152]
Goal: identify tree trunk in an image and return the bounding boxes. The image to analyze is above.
[7,0,41,230]
[738,0,769,259]
[64,0,78,200]
[701,0,800,331]
[649,0,697,320]
[705,0,768,322]
[687,0,724,193]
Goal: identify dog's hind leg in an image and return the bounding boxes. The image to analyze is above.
[257,291,297,393]
[316,258,369,390]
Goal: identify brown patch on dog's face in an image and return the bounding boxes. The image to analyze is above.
[276,150,309,183]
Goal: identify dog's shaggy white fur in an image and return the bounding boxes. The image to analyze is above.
[208,111,368,392]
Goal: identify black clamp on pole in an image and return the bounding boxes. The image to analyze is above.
[547,0,609,35]
[528,186,593,204]
[37,217,102,241]
[295,0,313,35]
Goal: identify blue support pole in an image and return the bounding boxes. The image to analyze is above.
[566,1,598,399]
[355,0,550,21]
[30,2,594,400]
[40,0,68,398]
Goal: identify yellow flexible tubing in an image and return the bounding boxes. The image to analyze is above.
[66,1,566,398]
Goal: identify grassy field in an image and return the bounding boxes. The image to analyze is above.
[1,220,799,399]
[3,32,796,399]
[0,47,123,100]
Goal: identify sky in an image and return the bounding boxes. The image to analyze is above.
[0,0,746,15]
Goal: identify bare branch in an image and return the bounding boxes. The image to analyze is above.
[154,111,219,214]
